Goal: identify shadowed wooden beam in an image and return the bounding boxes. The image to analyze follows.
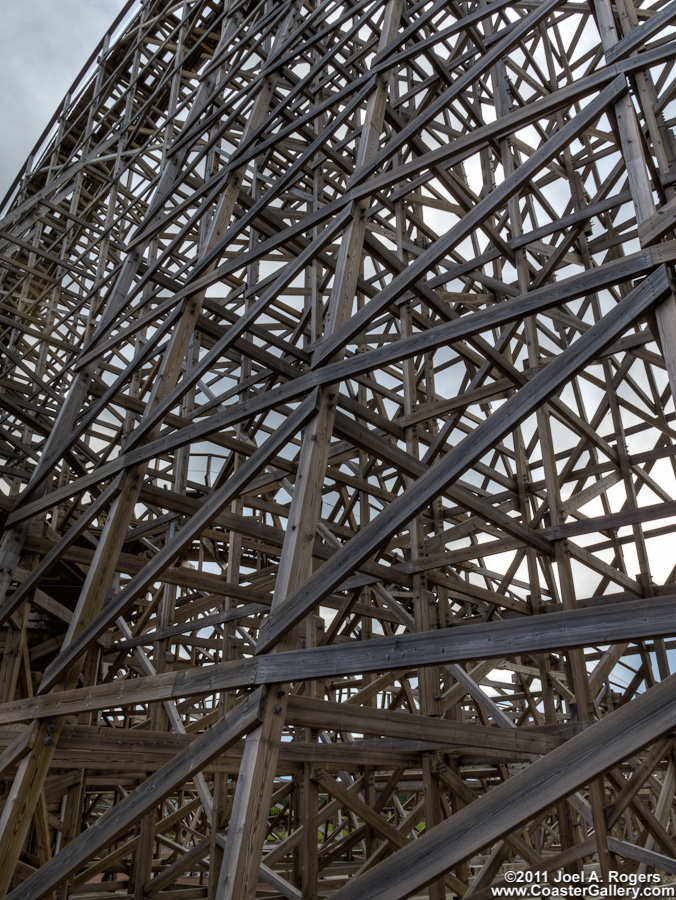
[3,0,676,892]
[1,595,676,726]
[606,837,676,874]
[328,672,676,900]
[256,267,671,653]
[0,723,38,778]
[3,687,266,900]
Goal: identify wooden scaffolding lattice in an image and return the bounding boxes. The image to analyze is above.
[3,0,676,897]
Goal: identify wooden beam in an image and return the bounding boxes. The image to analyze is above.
[257,268,671,652]
[2,596,676,726]
[328,672,676,900]
[4,688,266,900]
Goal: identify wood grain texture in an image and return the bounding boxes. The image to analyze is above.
[2,0,676,895]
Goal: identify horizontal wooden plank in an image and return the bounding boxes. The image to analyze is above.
[256,267,671,652]
[0,727,426,771]
[286,696,561,755]
[3,596,676,727]
[261,594,676,683]
[4,688,266,900]
[328,671,676,900]
[543,499,676,540]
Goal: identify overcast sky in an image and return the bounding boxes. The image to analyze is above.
[0,0,128,203]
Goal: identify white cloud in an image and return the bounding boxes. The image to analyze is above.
[0,0,127,202]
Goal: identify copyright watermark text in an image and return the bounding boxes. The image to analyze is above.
[492,871,675,899]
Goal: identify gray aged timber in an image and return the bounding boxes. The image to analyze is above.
[2,0,676,898]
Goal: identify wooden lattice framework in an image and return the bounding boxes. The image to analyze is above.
[3,0,676,897]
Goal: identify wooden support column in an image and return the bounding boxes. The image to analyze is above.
[214,3,404,896]
[328,670,676,900]
[0,7,258,889]
[594,0,676,401]
[3,0,676,895]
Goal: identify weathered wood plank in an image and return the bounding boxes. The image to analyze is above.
[257,268,671,652]
[4,688,266,900]
[328,672,676,900]
[2,596,676,726]
[3,0,676,892]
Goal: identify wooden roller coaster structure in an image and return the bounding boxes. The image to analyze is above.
[3,0,676,897]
